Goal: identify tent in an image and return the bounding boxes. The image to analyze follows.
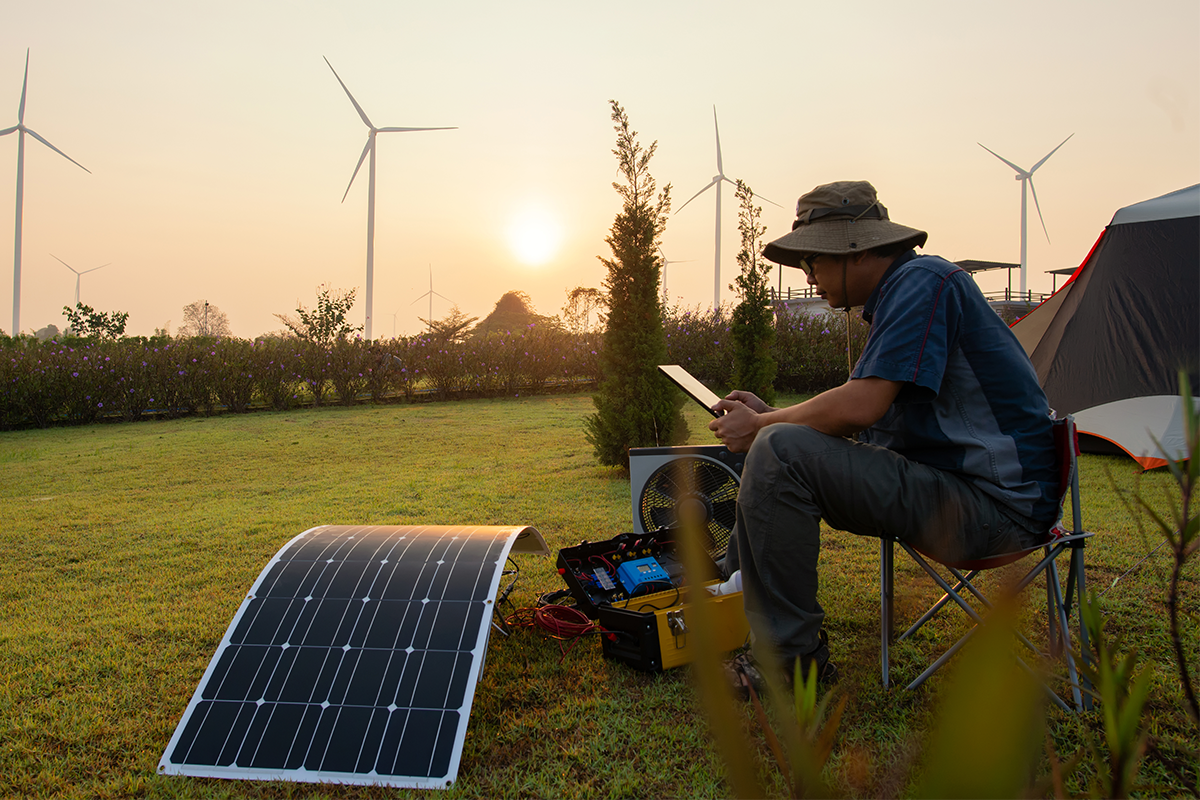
[1011,184,1199,469]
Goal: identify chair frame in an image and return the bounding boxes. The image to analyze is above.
[879,416,1094,712]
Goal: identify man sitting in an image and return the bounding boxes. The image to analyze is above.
[710,180,1058,688]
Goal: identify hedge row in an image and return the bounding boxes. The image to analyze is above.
[1,306,860,429]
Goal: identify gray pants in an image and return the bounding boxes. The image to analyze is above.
[723,424,1042,661]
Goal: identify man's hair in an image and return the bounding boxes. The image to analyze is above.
[868,240,916,260]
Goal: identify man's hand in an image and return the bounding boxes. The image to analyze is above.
[708,398,761,453]
[721,390,776,415]
[708,377,903,452]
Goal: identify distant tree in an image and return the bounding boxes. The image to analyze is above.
[584,100,684,468]
[177,300,232,338]
[62,302,128,340]
[473,290,556,337]
[275,285,362,346]
[730,180,777,405]
[34,324,60,341]
[561,286,607,334]
[419,305,479,344]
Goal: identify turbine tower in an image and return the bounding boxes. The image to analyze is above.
[677,106,778,310]
[979,134,1073,296]
[2,49,90,336]
[657,247,693,306]
[52,254,109,306]
[324,56,455,341]
[410,264,453,330]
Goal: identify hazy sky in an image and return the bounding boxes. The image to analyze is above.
[3,0,1197,338]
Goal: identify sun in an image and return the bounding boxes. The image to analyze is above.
[506,205,563,267]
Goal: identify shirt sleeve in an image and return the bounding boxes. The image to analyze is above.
[852,265,963,403]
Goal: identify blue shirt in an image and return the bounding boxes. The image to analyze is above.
[853,252,1059,528]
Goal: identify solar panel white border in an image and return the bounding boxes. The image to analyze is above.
[157,524,543,790]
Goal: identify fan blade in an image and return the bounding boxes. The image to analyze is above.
[978,142,1027,177]
[1029,178,1051,244]
[642,484,677,509]
[377,126,457,133]
[341,136,372,202]
[707,481,739,504]
[1029,133,1074,174]
[25,127,90,173]
[676,178,718,213]
[323,56,374,129]
[18,49,29,124]
[647,507,675,531]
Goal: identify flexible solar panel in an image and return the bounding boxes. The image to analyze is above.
[158,524,547,790]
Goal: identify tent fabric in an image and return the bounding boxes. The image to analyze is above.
[1011,184,1199,468]
[1073,395,1193,470]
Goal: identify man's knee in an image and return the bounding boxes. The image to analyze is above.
[747,423,841,472]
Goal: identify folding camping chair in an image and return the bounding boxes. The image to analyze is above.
[879,416,1094,712]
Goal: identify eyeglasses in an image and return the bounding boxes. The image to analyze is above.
[797,253,823,276]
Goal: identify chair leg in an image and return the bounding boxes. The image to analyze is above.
[882,538,894,688]
[1072,544,1094,711]
[1048,559,1085,711]
[1046,545,1060,655]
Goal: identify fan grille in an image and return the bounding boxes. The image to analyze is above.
[638,456,738,559]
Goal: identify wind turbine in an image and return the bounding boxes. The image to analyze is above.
[324,56,455,341]
[2,49,90,336]
[657,247,693,306]
[978,134,1073,296]
[677,106,778,310]
[410,264,453,330]
[52,254,109,306]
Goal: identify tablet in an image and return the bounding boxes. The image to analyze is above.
[659,364,724,417]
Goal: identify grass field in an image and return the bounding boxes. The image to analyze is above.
[0,393,1195,798]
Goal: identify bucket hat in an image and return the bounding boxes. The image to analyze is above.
[762,180,927,268]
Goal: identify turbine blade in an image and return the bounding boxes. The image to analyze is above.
[341,136,372,202]
[18,49,29,124]
[323,56,374,129]
[1029,178,1051,243]
[1029,133,1074,174]
[432,291,454,303]
[978,142,1026,176]
[377,126,457,133]
[409,290,433,305]
[51,253,79,274]
[81,263,109,275]
[713,106,723,175]
[0,125,17,136]
[721,176,784,209]
[676,178,719,213]
[25,128,90,173]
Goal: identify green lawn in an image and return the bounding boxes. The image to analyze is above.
[0,394,1194,798]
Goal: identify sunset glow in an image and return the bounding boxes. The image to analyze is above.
[506,205,564,267]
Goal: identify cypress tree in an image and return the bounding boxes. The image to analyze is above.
[730,180,777,405]
[585,101,684,468]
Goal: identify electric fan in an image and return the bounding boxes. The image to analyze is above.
[629,445,744,560]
